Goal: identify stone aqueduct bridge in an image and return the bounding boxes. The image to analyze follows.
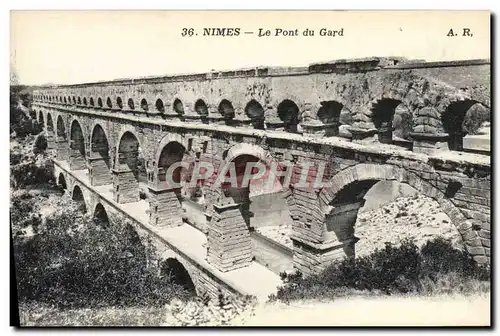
[32,57,491,300]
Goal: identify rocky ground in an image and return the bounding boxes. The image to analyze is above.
[255,193,462,256]
[355,195,462,257]
[255,224,293,249]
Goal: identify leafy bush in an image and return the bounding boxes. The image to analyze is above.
[270,238,490,303]
[34,134,48,154]
[11,161,55,189]
[10,192,43,237]
[13,202,194,309]
[13,119,43,138]
[10,86,42,138]
[462,104,490,135]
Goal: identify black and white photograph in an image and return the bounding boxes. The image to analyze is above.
[9,9,491,327]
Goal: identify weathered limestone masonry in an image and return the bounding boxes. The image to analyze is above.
[52,162,246,302]
[33,57,491,282]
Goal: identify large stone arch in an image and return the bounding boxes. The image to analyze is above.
[55,115,69,161]
[71,184,88,213]
[217,143,289,199]
[38,110,45,126]
[89,122,112,186]
[244,99,266,129]
[113,128,143,204]
[93,202,110,226]
[45,112,56,148]
[318,163,481,258]
[57,172,67,191]
[206,142,296,273]
[146,133,190,227]
[90,120,112,149]
[69,118,87,170]
[157,250,199,295]
[114,125,144,158]
[222,143,277,169]
[154,133,189,165]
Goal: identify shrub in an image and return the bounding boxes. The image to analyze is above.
[34,134,48,154]
[10,192,43,237]
[462,104,490,135]
[11,161,55,189]
[13,204,194,309]
[12,119,43,138]
[270,238,490,303]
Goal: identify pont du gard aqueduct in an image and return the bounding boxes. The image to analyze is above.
[31,57,491,301]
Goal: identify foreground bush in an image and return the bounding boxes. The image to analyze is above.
[10,160,55,189]
[462,104,490,135]
[13,203,195,309]
[270,238,490,303]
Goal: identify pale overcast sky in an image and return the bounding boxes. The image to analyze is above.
[10,10,490,86]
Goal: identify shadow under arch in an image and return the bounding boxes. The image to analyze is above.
[93,203,109,227]
[159,258,196,293]
[69,119,87,170]
[318,163,478,259]
[72,185,87,213]
[89,123,112,185]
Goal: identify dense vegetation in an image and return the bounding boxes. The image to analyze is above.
[10,86,196,321]
[270,238,490,303]
[12,193,195,309]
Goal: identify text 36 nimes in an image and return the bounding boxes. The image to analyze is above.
[181,27,344,37]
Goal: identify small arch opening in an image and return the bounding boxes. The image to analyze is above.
[93,203,109,227]
[371,98,403,144]
[97,97,103,108]
[318,101,343,136]
[83,97,88,106]
[72,185,87,212]
[277,99,300,133]
[106,97,112,109]
[443,100,488,152]
[218,99,235,124]
[194,99,209,123]
[89,97,95,107]
[155,99,165,113]
[58,173,67,190]
[157,142,186,187]
[116,97,123,109]
[128,98,135,110]
[160,258,196,293]
[140,98,149,111]
[173,99,184,115]
[245,100,265,130]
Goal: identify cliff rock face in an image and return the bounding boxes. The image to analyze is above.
[355,194,463,257]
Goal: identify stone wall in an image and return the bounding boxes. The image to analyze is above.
[40,57,491,280]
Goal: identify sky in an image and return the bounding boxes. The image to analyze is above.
[10,10,490,86]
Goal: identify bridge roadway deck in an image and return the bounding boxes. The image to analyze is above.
[54,160,283,301]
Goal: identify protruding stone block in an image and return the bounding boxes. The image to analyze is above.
[206,202,252,272]
[301,122,340,137]
[69,152,86,170]
[112,168,139,204]
[148,186,184,227]
[410,132,449,155]
[291,236,356,276]
[88,156,112,186]
[348,126,378,142]
[56,139,69,161]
